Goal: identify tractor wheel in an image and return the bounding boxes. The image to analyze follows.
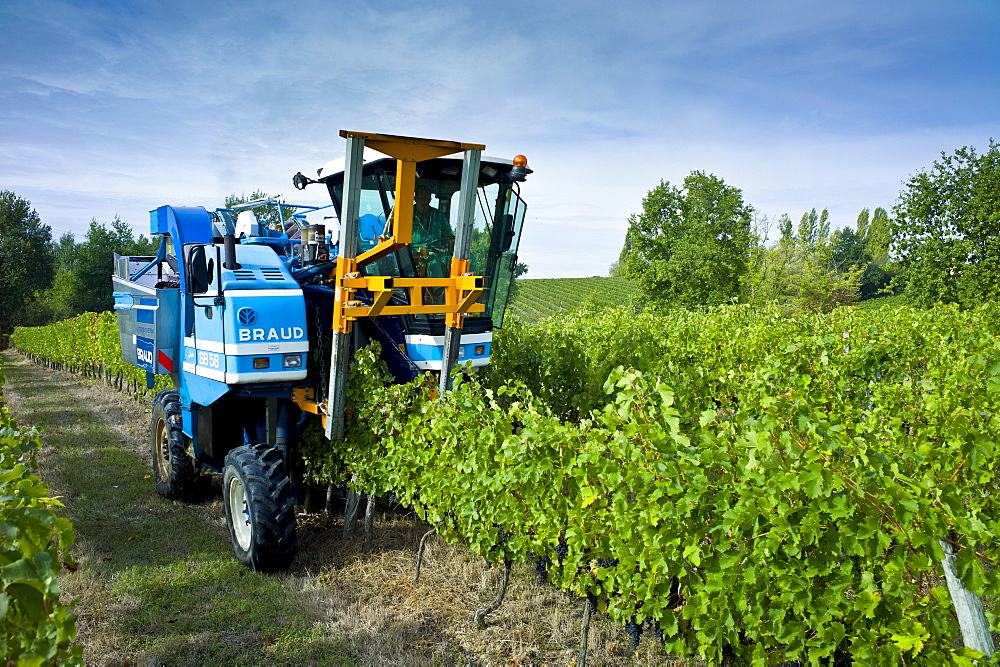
[150,389,196,500]
[222,444,298,571]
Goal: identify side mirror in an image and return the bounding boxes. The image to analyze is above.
[500,214,516,252]
[183,244,209,294]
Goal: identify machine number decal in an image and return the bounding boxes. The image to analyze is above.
[198,350,221,369]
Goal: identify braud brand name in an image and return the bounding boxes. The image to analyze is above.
[238,327,305,342]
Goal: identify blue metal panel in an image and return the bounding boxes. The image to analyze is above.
[181,404,194,438]
[224,292,307,348]
[406,343,490,361]
[182,372,231,409]
[407,342,442,364]
[219,244,300,291]
[150,205,213,244]
[220,305,307,379]
[149,206,213,295]
[136,336,155,372]
[194,305,225,346]
[404,342,491,363]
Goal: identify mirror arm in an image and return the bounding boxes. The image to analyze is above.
[215,246,224,305]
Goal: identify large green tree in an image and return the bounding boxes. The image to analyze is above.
[828,226,890,300]
[796,208,830,250]
[856,207,891,264]
[618,171,754,307]
[0,191,54,335]
[891,140,1000,307]
[35,232,79,322]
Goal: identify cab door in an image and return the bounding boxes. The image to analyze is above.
[181,244,227,383]
[487,188,527,327]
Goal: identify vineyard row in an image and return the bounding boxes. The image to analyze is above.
[0,366,82,663]
[327,303,1000,663]
[12,303,1000,663]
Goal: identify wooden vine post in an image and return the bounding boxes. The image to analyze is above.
[343,489,362,538]
[939,538,995,657]
[363,494,376,552]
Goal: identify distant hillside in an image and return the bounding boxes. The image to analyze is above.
[506,277,640,322]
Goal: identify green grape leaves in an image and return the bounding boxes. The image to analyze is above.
[0,368,82,664]
[14,300,1000,663]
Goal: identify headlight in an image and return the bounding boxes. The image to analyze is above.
[283,354,302,368]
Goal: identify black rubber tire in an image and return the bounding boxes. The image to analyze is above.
[222,444,298,572]
[150,389,197,500]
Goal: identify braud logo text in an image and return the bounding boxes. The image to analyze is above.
[238,327,305,342]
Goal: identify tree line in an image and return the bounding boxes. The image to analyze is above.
[0,196,158,341]
[0,191,289,342]
[2,138,997,340]
[615,139,1000,312]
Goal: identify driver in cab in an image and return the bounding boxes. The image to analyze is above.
[412,185,454,278]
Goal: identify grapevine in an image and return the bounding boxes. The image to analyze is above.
[338,303,1000,664]
[0,367,83,664]
[13,301,1000,663]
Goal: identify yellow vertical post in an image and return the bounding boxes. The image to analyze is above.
[393,159,416,245]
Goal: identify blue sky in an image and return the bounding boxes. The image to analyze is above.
[2,0,998,278]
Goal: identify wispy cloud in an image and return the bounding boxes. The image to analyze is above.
[1,0,997,275]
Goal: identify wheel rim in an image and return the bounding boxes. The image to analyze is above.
[154,417,171,481]
[228,476,252,550]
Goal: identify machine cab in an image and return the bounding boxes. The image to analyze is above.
[315,152,529,334]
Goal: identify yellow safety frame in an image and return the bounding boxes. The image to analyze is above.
[331,131,487,334]
[296,131,490,429]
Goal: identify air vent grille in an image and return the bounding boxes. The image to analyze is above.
[233,270,255,281]
[261,267,284,281]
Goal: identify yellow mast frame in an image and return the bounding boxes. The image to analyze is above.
[331,131,487,334]
[296,131,488,431]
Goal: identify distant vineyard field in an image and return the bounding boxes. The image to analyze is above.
[507,277,639,321]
